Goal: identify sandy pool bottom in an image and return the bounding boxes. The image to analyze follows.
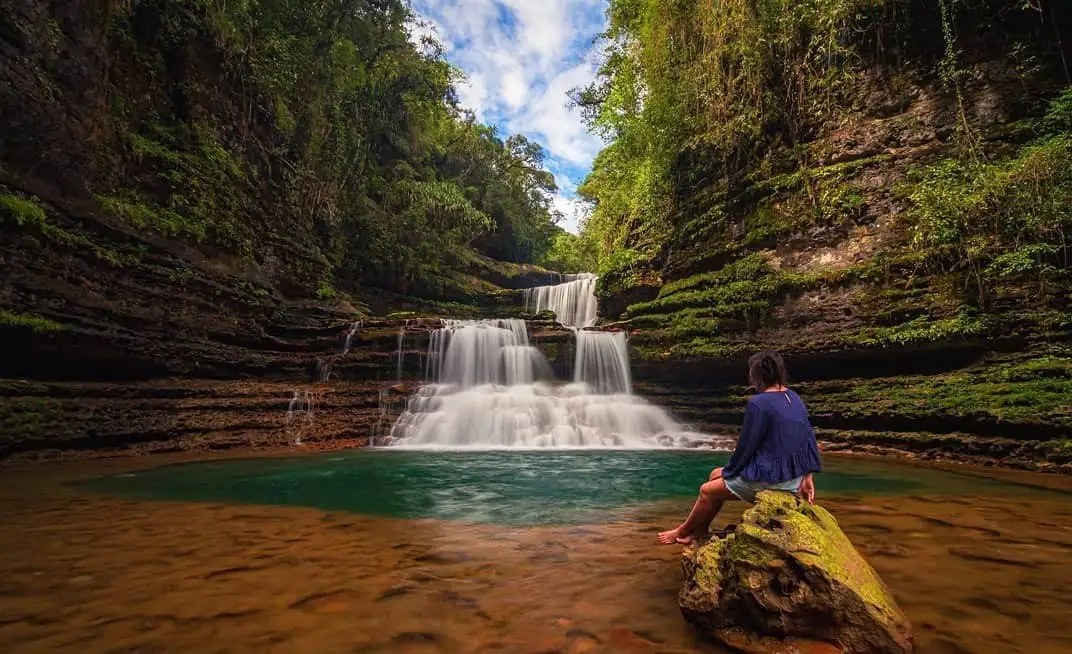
[0,457,1071,654]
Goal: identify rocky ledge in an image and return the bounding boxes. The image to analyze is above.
[680,491,912,654]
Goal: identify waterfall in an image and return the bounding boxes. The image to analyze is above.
[341,320,363,355]
[386,315,701,449]
[314,358,333,383]
[574,331,632,394]
[286,390,316,445]
[523,273,598,328]
[395,325,406,381]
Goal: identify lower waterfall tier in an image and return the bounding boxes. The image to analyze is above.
[387,382,707,448]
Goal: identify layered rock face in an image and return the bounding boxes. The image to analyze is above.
[0,1,577,459]
[603,3,1072,471]
[680,492,912,654]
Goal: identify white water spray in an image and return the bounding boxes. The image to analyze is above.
[523,273,598,328]
[574,331,632,394]
[387,313,702,449]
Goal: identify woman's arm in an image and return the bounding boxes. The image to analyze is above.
[721,400,768,478]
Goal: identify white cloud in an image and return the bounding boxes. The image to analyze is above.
[457,73,488,119]
[552,194,589,235]
[500,0,571,61]
[500,69,529,109]
[415,0,607,225]
[553,172,577,195]
[511,62,603,166]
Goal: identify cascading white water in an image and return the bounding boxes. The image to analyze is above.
[574,331,632,395]
[341,320,362,355]
[286,390,316,445]
[523,273,598,328]
[387,314,704,449]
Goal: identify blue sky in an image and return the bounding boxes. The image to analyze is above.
[410,0,608,233]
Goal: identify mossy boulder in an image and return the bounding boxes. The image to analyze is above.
[679,491,912,653]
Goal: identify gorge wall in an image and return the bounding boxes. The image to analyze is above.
[0,0,564,459]
[581,0,1072,471]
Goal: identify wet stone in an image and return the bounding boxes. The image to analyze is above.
[392,631,440,643]
[376,585,417,601]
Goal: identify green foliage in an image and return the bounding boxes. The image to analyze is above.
[96,193,195,240]
[0,310,66,333]
[539,230,598,274]
[0,194,47,226]
[1,192,131,267]
[316,279,341,302]
[96,0,561,296]
[626,254,819,328]
[1041,88,1072,134]
[101,124,249,245]
[201,0,560,288]
[847,307,993,347]
[594,248,654,298]
[574,0,878,266]
[905,105,1072,304]
[574,0,1070,358]
[800,351,1072,429]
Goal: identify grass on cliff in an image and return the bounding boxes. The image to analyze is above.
[0,193,47,225]
[0,192,133,267]
[626,254,800,322]
[678,350,1072,434]
[0,310,66,333]
[97,124,251,250]
[817,429,1072,466]
[801,352,1072,430]
[903,130,1072,310]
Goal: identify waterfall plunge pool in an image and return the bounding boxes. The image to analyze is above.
[6,450,1069,653]
[79,449,1070,526]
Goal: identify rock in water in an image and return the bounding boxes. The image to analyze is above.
[679,491,912,653]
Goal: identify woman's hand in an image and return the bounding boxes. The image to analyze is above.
[800,474,815,504]
[708,467,723,482]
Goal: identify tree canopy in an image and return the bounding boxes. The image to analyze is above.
[99,0,569,297]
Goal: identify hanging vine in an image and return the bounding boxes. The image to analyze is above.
[937,0,983,156]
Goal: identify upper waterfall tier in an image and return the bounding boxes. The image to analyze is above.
[523,273,598,328]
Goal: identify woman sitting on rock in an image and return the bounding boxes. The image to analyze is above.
[658,350,822,545]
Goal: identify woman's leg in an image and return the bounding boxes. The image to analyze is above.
[657,478,737,545]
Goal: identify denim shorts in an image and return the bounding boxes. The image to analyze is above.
[724,475,803,503]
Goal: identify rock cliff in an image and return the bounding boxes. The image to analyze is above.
[585,1,1072,471]
[0,0,564,459]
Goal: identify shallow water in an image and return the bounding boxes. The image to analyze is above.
[81,450,1066,525]
[2,452,1071,653]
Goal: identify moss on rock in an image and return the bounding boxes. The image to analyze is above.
[680,491,912,653]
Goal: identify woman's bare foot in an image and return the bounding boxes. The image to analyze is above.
[675,532,698,544]
[657,528,683,544]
